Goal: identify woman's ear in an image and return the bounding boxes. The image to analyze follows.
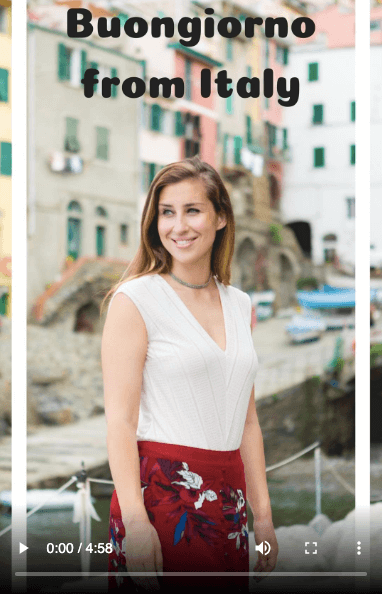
[217,214,227,231]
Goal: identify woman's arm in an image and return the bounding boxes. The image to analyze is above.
[102,291,163,590]
[102,291,149,521]
[240,386,279,578]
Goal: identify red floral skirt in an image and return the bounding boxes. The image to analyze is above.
[108,440,249,593]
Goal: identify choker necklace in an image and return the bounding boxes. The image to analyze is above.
[169,271,212,289]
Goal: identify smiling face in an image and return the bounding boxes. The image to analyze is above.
[157,178,226,271]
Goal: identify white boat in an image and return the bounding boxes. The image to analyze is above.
[285,313,326,344]
[0,489,94,511]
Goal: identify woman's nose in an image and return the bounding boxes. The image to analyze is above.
[173,215,188,233]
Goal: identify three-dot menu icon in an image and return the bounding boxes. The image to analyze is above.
[357,541,361,555]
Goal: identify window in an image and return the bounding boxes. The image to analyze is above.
[370,20,381,31]
[265,96,270,110]
[141,162,159,191]
[0,6,7,34]
[118,13,129,26]
[266,123,276,155]
[0,68,8,102]
[226,82,233,115]
[308,62,319,82]
[312,104,324,125]
[346,197,355,219]
[350,101,355,122]
[247,65,252,79]
[276,46,284,64]
[226,38,233,61]
[120,224,128,244]
[58,44,87,87]
[185,59,192,101]
[162,109,173,135]
[67,217,81,260]
[185,139,199,158]
[283,47,289,65]
[68,200,82,213]
[314,147,325,167]
[350,144,355,165]
[65,117,80,153]
[246,115,252,145]
[0,142,11,176]
[96,226,106,256]
[95,206,107,217]
[96,127,109,160]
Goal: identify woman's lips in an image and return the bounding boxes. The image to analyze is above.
[171,238,197,248]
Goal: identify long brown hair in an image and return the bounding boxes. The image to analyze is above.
[101,156,235,315]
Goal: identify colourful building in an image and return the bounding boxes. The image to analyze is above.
[0,0,11,317]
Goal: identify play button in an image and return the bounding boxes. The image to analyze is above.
[19,543,28,554]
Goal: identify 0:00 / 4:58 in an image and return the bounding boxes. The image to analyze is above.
[47,542,113,554]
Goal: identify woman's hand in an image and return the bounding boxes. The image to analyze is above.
[123,516,163,592]
[252,517,278,582]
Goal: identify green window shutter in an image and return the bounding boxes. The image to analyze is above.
[0,68,9,102]
[265,40,270,69]
[226,38,233,61]
[65,117,80,152]
[185,59,192,100]
[283,129,288,150]
[0,293,8,316]
[175,111,184,136]
[0,142,12,176]
[96,226,105,256]
[223,134,229,165]
[67,218,81,260]
[351,101,355,122]
[308,62,319,82]
[234,136,242,165]
[314,147,325,168]
[246,115,252,145]
[118,13,129,26]
[89,61,98,91]
[313,104,323,124]
[226,83,233,115]
[151,104,162,131]
[120,224,128,244]
[350,144,355,165]
[149,163,156,184]
[110,68,118,97]
[283,47,289,65]
[58,43,69,80]
[80,50,87,80]
[96,127,109,160]
[247,65,252,79]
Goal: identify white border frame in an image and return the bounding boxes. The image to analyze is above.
[10,0,371,589]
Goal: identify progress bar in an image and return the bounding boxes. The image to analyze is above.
[15,571,367,577]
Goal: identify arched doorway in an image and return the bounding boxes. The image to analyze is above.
[279,254,294,309]
[237,238,256,292]
[74,302,100,333]
[286,221,312,258]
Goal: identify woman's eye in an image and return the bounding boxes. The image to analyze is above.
[161,209,172,215]
[188,208,199,213]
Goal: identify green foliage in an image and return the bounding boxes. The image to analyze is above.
[269,223,283,245]
[370,343,382,368]
[296,277,319,290]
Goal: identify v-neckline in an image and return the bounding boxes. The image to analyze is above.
[155,273,228,354]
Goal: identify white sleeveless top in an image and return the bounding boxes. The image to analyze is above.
[108,273,258,451]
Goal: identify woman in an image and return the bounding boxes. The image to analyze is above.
[101,157,278,592]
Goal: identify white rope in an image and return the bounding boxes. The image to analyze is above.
[0,475,78,538]
[321,455,355,495]
[265,441,321,472]
[87,478,114,485]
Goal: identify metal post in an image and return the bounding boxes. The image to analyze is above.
[314,446,322,516]
[76,462,89,577]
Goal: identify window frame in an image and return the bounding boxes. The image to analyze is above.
[313,147,325,168]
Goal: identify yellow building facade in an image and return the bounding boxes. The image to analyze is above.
[0,0,11,317]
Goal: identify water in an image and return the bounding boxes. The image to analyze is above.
[0,484,355,591]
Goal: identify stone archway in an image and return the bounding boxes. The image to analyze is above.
[279,253,295,309]
[74,301,100,333]
[237,238,257,292]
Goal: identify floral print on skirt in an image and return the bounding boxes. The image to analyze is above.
[108,441,250,593]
